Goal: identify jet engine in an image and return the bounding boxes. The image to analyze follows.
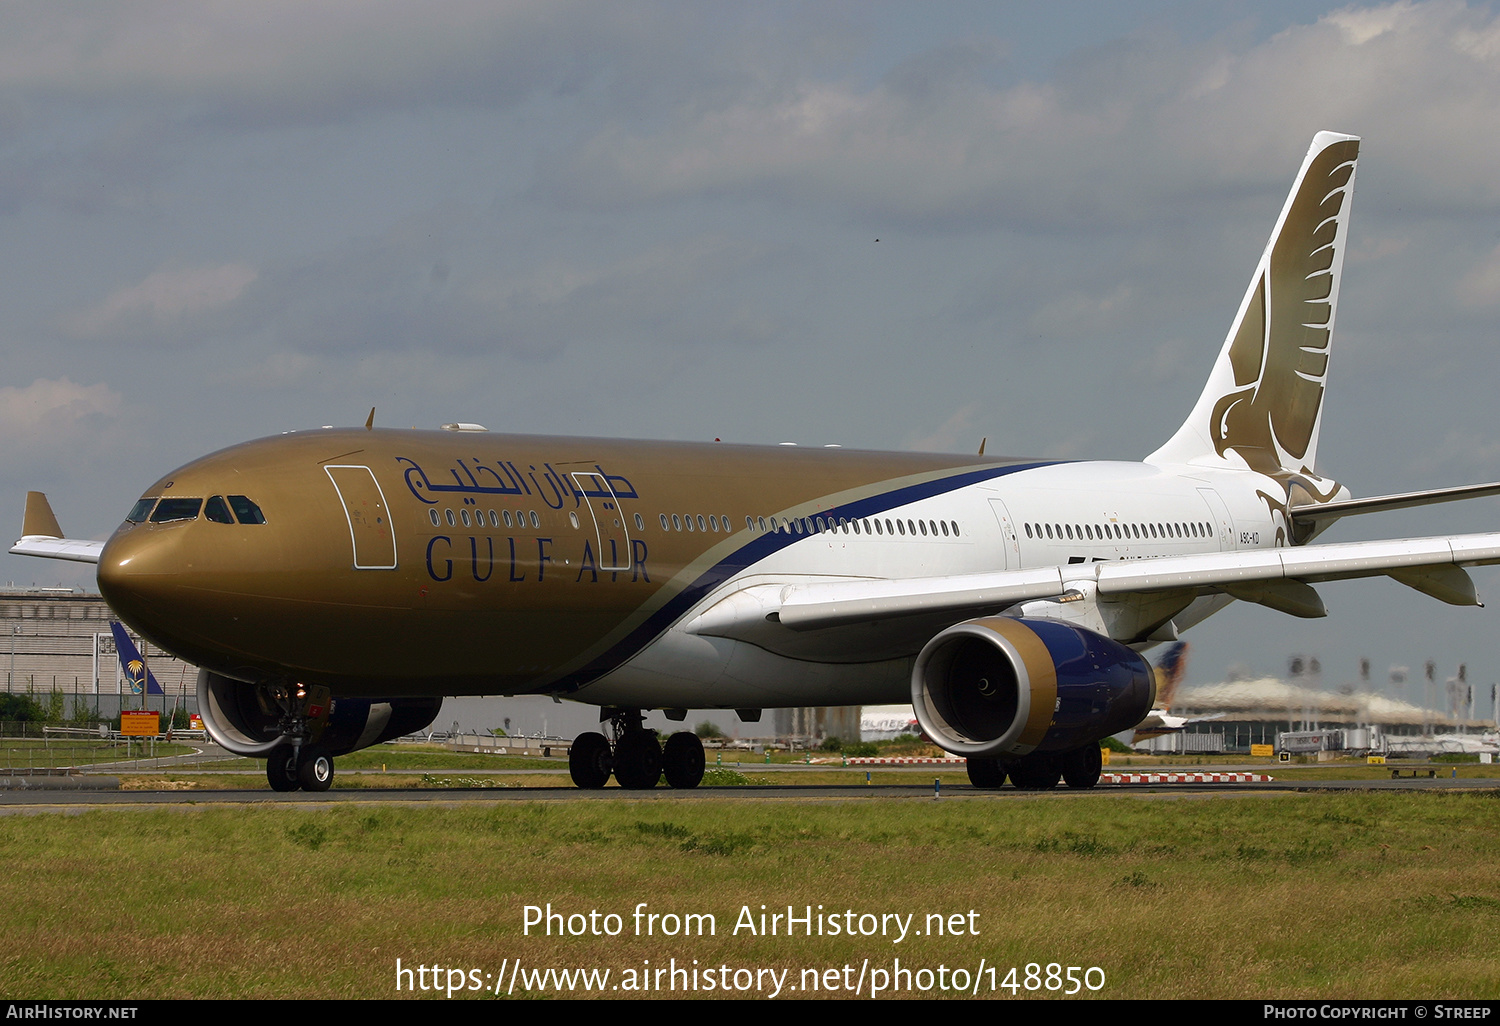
[198,669,442,757]
[911,617,1153,759]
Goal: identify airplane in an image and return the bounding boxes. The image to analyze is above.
[1116,642,1225,745]
[13,130,1500,793]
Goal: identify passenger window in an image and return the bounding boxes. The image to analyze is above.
[529,511,540,529]
[204,496,234,524]
[227,495,266,524]
[635,513,645,531]
[125,499,157,523]
[697,515,707,533]
[150,498,203,523]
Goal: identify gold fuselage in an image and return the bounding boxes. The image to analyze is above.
[97,428,1033,698]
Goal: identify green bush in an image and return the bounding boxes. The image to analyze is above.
[818,736,843,752]
[694,721,726,739]
[0,694,46,722]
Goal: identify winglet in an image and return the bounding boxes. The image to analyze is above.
[12,491,104,563]
[22,491,63,539]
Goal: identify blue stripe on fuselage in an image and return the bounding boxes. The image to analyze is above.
[552,460,1060,693]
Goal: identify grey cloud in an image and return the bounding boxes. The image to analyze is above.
[542,2,1500,230]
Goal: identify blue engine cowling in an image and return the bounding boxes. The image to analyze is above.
[911,617,1154,759]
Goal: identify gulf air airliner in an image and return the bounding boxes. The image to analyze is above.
[14,132,1500,793]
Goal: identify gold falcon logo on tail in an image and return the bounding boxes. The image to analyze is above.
[1151,132,1359,487]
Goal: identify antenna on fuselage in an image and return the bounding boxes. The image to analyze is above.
[978,437,986,456]
[365,407,375,430]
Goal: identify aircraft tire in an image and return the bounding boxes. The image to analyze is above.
[662,731,705,789]
[569,732,612,789]
[613,730,663,789]
[966,757,1006,788]
[298,748,334,792]
[1060,745,1102,789]
[266,748,300,792]
[1007,754,1060,790]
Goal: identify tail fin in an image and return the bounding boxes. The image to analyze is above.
[110,621,164,697]
[1152,642,1189,709]
[1149,132,1359,480]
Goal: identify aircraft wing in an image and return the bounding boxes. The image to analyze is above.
[10,535,105,563]
[735,530,1500,633]
[8,491,104,564]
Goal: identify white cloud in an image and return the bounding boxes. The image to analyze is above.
[64,263,257,339]
[0,377,122,444]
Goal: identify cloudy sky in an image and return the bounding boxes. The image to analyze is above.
[5,0,1500,703]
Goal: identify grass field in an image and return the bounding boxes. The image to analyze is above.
[2,790,1497,1000]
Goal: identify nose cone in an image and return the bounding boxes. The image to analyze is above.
[97,523,204,659]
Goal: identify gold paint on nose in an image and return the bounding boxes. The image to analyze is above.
[96,525,196,652]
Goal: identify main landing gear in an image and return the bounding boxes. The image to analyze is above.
[569,708,705,790]
[264,745,335,793]
[965,745,1103,791]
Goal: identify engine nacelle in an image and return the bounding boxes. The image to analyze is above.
[198,669,442,757]
[911,617,1154,759]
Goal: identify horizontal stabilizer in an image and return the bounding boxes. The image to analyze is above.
[1292,481,1500,522]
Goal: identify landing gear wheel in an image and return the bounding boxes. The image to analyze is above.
[298,748,334,792]
[966,757,1006,788]
[266,748,300,792]
[1007,754,1060,790]
[569,731,613,789]
[613,730,663,789]
[1060,744,1103,789]
[662,731,705,789]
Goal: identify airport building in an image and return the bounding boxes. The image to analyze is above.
[0,587,199,720]
[1138,674,1498,755]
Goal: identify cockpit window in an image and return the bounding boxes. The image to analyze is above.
[204,496,234,524]
[125,499,157,523]
[150,498,203,523]
[228,495,266,524]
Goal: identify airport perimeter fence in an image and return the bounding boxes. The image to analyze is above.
[0,720,238,775]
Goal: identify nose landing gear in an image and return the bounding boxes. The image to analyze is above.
[568,708,705,790]
[264,744,335,792]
